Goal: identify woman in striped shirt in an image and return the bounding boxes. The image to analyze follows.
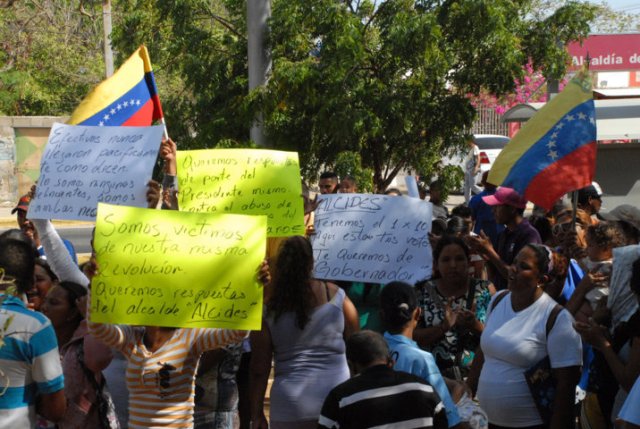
[87,308,247,429]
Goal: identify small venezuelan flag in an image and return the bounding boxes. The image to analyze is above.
[68,46,164,126]
[488,70,597,210]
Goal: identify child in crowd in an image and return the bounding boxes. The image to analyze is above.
[380,281,486,429]
[571,222,625,324]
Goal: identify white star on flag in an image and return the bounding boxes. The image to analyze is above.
[590,116,596,125]
[130,99,135,105]
[103,114,110,121]
[578,112,586,120]
[547,140,556,148]
[555,122,564,130]
[548,150,558,160]
[551,132,558,139]
[98,121,104,126]
[566,114,575,121]
[110,108,116,115]
[117,104,122,110]
[136,100,141,106]
[123,101,129,107]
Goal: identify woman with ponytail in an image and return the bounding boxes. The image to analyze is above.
[381,281,480,429]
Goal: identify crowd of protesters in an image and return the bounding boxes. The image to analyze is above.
[1,137,640,429]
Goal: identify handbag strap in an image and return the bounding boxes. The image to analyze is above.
[464,279,478,311]
[545,304,564,338]
[490,291,564,337]
[75,341,110,429]
[489,290,510,313]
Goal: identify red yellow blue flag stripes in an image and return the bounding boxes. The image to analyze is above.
[488,71,596,210]
[68,46,164,126]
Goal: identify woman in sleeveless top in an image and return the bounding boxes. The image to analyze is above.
[414,236,495,380]
[249,236,359,429]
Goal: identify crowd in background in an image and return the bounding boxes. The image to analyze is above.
[1,140,639,429]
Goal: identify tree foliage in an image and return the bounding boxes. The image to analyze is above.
[260,0,597,190]
[0,1,105,116]
[1,0,603,193]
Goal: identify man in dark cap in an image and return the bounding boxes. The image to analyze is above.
[468,187,541,290]
[600,204,640,245]
[577,182,603,222]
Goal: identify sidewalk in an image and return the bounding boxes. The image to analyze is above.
[0,194,469,229]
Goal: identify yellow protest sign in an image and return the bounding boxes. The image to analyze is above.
[90,203,267,330]
[176,149,305,237]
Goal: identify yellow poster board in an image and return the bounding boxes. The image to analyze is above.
[176,149,305,237]
[90,203,266,330]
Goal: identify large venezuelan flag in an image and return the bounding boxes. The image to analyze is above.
[488,71,596,210]
[68,46,164,126]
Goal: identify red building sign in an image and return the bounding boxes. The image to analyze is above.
[567,34,640,72]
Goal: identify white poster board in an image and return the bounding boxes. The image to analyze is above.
[28,123,163,221]
[311,194,433,283]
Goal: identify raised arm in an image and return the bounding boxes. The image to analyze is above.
[32,218,89,287]
[160,138,179,210]
[85,290,131,352]
[190,327,248,356]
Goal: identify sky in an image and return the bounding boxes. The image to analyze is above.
[604,0,640,12]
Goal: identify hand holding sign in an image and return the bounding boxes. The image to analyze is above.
[91,204,267,330]
[28,123,163,221]
[176,149,305,237]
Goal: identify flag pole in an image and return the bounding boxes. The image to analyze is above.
[161,117,169,141]
[569,51,593,230]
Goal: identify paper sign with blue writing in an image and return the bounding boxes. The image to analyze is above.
[311,194,433,283]
[91,203,266,330]
[28,123,163,221]
[176,149,305,237]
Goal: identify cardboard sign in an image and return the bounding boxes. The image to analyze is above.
[28,123,163,220]
[311,194,433,283]
[176,149,305,237]
[91,203,266,330]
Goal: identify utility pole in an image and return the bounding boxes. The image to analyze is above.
[102,0,114,77]
[247,0,272,147]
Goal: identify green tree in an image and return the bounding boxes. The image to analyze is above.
[0,1,105,116]
[261,0,597,191]
[111,1,597,192]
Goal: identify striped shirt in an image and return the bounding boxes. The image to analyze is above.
[0,294,64,429]
[318,365,446,429]
[88,322,246,428]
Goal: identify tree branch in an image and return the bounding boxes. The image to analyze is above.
[203,10,245,40]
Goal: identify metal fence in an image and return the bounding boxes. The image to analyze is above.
[471,107,509,136]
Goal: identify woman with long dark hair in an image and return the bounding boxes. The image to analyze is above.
[249,236,359,429]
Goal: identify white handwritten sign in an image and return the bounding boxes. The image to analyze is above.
[28,123,163,221]
[311,194,433,283]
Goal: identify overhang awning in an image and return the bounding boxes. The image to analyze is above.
[502,98,640,140]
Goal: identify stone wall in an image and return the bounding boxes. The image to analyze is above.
[0,116,68,206]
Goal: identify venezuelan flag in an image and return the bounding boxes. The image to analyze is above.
[488,71,596,210]
[68,46,164,126]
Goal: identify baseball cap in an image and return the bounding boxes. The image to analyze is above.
[600,204,640,232]
[11,194,31,214]
[482,187,527,209]
[577,182,603,205]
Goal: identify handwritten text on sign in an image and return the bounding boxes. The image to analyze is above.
[176,149,304,237]
[91,204,267,330]
[28,123,163,221]
[311,194,433,283]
